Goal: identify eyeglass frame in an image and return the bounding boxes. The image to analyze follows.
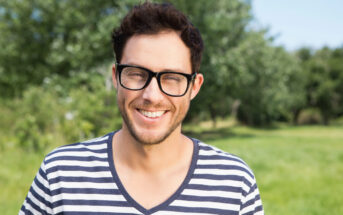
[115,63,197,97]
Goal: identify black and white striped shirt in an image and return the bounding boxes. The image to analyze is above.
[20,131,264,215]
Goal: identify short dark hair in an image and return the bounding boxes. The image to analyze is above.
[111,2,203,74]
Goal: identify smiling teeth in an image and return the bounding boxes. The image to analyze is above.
[140,110,165,118]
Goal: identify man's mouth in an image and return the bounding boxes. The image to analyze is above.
[139,109,166,118]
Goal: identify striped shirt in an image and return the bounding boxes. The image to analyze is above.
[20,131,264,215]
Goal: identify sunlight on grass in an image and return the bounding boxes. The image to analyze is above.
[0,149,45,214]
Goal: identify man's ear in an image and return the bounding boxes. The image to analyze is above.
[112,64,118,90]
[190,73,204,100]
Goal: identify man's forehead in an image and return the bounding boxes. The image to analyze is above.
[121,31,192,74]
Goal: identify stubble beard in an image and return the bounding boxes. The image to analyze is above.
[118,99,190,146]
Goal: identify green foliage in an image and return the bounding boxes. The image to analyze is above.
[233,33,305,126]
[13,86,61,151]
[296,46,343,124]
[60,80,121,142]
[1,68,121,152]
[0,0,136,97]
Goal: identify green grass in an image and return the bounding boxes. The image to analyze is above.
[0,148,45,214]
[1,124,343,214]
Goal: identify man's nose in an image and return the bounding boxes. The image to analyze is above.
[141,77,165,101]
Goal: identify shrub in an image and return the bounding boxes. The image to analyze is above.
[297,108,323,125]
[2,70,122,152]
[13,86,62,151]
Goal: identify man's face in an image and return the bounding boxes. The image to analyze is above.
[112,31,203,145]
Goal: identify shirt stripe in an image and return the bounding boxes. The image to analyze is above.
[19,132,264,215]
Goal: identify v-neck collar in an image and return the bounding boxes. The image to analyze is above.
[106,131,199,215]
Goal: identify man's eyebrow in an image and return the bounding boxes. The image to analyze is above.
[123,62,187,74]
[159,68,186,74]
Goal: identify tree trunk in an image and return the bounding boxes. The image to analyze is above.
[209,105,217,128]
[292,108,301,125]
[231,99,241,120]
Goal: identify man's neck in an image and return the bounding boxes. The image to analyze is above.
[111,126,195,209]
[112,127,194,174]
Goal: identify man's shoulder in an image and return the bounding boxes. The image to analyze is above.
[42,132,113,170]
[48,132,112,156]
[195,140,256,181]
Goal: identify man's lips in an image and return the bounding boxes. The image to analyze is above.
[138,109,166,118]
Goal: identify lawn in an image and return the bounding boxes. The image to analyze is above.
[1,123,343,215]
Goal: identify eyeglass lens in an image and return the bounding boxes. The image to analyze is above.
[120,67,189,96]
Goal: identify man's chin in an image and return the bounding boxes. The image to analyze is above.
[126,123,178,145]
[131,130,169,145]
[122,112,182,145]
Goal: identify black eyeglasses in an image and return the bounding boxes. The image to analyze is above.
[116,64,197,97]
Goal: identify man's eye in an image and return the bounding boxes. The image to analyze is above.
[163,75,183,82]
[128,72,144,77]
[126,70,146,78]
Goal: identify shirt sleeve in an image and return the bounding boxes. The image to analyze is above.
[239,182,264,215]
[19,160,53,215]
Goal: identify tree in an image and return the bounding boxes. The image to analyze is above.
[230,32,304,126]
[171,0,305,126]
[299,47,343,124]
[0,0,136,97]
[329,47,343,117]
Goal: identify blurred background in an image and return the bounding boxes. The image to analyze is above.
[0,0,342,214]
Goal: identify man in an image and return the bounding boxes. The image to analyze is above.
[20,2,263,215]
